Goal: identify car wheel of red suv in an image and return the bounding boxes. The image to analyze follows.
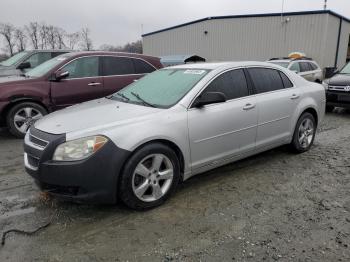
[6,102,47,138]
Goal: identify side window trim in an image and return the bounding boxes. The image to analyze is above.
[189,67,251,109]
[245,66,296,96]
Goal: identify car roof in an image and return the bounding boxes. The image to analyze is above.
[167,61,282,70]
[63,51,160,60]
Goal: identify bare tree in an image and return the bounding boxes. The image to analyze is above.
[15,27,27,52]
[46,25,56,49]
[66,32,80,50]
[99,40,143,54]
[0,23,17,56]
[39,23,49,49]
[55,27,66,49]
[80,27,93,51]
[25,22,40,49]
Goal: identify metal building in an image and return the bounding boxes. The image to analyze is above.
[142,10,350,69]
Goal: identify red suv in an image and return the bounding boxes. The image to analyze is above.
[0,51,162,137]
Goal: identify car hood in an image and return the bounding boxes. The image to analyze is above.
[0,75,38,85]
[0,67,18,77]
[34,98,164,135]
[327,74,350,86]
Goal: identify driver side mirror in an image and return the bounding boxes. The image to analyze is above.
[193,92,227,108]
[54,70,69,81]
[17,62,31,70]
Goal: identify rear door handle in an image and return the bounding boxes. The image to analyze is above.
[88,82,101,86]
[243,103,256,110]
[290,94,300,100]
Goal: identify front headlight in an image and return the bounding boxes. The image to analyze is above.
[53,136,108,161]
[322,81,329,90]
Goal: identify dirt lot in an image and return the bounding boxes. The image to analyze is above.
[0,111,349,262]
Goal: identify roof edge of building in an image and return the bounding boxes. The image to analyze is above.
[142,10,350,37]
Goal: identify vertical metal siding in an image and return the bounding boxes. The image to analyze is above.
[143,13,348,69]
[336,19,350,68]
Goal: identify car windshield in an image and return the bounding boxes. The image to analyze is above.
[26,54,71,78]
[269,61,289,68]
[340,62,350,74]
[0,51,29,67]
[111,68,210,108]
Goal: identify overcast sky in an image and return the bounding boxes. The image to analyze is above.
[1,0,350,49]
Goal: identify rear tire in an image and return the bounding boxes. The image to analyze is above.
[6,102,47,138]
[118,143,180,210]
[290,112,316,153]
[326,105,335,112]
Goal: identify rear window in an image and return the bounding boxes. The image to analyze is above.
[300,62,311,72]
[101,56,135,76]
[279,71,293,88]
[248,68,285,93]
[133,59,156,74]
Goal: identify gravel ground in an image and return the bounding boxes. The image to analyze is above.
[0,110,349,262]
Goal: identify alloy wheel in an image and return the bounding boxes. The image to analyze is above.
[298,118,314,148]
[13,107,43,134]
[132,154,174,202]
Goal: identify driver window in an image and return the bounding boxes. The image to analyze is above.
[61,56,99,79]
[24,52,51,69]
[204,69,249,100]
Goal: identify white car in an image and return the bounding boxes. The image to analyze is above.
[268,57,323,83]
[24,62,326,210]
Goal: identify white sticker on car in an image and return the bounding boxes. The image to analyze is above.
[184,70,206,75]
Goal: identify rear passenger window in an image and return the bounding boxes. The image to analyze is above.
[300,62,311,72]
[308,63,318,70]
[279,72,293,88]
[133,59,156,74]
[101,56,135,76]
[248,68,284,93]
[289,62,300,73]
[205,69,249,100]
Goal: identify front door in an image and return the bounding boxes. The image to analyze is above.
[188,68,258,170]
[50,56,104,109]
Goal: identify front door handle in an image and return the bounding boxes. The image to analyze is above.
[88,82,101,86]
[243,103,256,110]
[290,94,300,100]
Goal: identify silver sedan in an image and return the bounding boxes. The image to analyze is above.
[24,62,326,210]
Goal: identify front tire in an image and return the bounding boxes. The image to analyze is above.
[290,112,316,153]
[118,143,180,210]
[6,102,47,138]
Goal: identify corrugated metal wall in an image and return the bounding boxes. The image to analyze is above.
[143,13,349,69]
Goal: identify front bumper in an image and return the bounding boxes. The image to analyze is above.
[24,127,130,204]
[326,90,350,109]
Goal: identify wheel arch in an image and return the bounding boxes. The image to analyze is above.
[126,139,185,179]
[1,97,48,120]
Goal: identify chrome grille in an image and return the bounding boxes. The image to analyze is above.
[328,85,350,92]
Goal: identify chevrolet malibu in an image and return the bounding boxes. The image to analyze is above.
[24,62,326,210]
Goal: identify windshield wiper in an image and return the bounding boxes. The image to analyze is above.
[114,92,130,101]
[130,92,156,108]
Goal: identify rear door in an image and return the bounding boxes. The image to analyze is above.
[247,67,299,149]
[188,68,258,170]
[298,62,314,81]
[101,56,157,96]
[50,56,104,109]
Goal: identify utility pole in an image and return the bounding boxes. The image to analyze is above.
[324,0,328,10]
[281,0,285,23]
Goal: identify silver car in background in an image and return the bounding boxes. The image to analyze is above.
[268,57,323,83]
[24,62,326,210]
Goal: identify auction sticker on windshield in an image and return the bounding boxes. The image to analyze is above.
[184,70,206,75]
